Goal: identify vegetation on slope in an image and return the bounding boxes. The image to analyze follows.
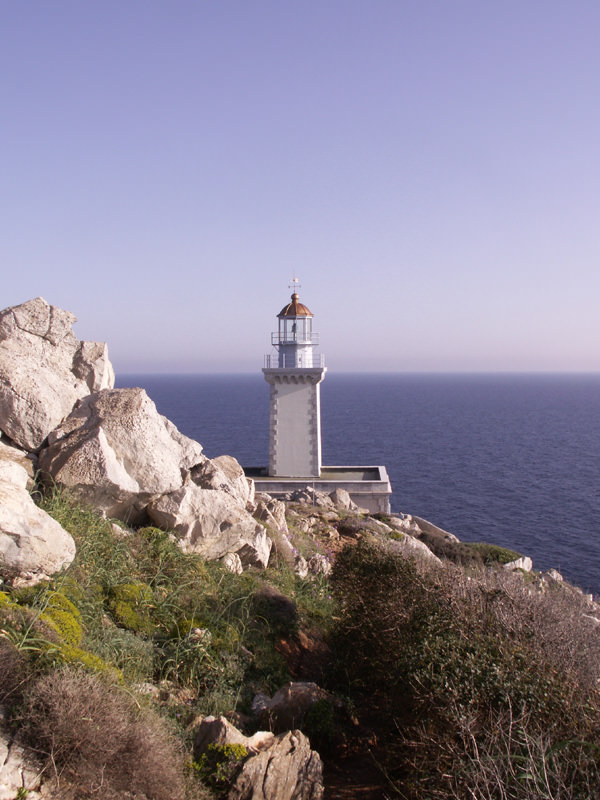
[2,490,600,799]
[329,539,600,799]
[0,490,331,798]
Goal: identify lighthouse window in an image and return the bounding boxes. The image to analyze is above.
[278,317,312,342]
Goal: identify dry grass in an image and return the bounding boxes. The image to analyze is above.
[22,667,185,799]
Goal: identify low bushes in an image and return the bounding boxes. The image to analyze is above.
[22,666,185,799]
[329,540,600,799]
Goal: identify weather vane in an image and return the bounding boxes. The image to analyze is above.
[289,275,301,293]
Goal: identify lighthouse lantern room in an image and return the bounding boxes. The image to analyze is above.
[263,283,326,477]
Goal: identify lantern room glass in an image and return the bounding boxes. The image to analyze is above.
[279,316,311,342]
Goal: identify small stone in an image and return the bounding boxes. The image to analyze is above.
[222,552,244,574]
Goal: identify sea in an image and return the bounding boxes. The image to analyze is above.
[116,373,600,596]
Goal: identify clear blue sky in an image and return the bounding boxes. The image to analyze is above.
[2,1,599,373]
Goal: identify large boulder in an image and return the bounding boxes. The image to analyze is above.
[251,682,334,732]
[0,442,75,580]
[148,484,272,568]
[388,533,442,564]
[328,488,359,511]
[38,388,206,523]
[229,730,323,800]
[192,454,254,508]
[0,297,114,451]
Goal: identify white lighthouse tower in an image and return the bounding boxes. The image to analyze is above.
[263,282,326,477]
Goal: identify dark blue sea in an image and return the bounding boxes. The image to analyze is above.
[116,373,600,596]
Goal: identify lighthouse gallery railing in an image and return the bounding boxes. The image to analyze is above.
[264,353,326,369]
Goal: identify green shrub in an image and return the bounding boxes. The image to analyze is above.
[0,590,14,608]
[91,626,155,682]
[193,742,248,796]
[467,541,523,565]
[37,590,84,647]
[108,582,156,636]
[415,529,483,565]
[40,609,82,647]
[54,644,117,676]
[303,698,338,755]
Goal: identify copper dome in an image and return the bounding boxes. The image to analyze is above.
[277,293,313,318]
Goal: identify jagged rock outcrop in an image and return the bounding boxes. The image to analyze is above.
[38,388,206,523]
[0,442,75,580]
[192,716,323,800]
[404,514,459,542]
[193,715,274,759]
[193,455,255,508]
[306,553,332,576]
[222,551,244,574]
[229,730,323,800]
[148,483,272,568]
[254,495,288,533]
[0,297,114,451]
[36,386,269,568]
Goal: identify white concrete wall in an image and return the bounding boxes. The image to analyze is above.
[263,368,326,477]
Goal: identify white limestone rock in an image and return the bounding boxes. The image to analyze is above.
[388,533,442,564]
[222,552,244,574]
[38,388,206,523]
[294,554,309,579]
[0,443,75,579]
[0,297,114,451]
[385,514,422,535]
[307,553,332,577]
[191,454,253,507]
[504,556,533,573]
[328,488,358,511]
[0,728,44,800]
[411,515,460,542]
[148,483,272,568]
[254,496,289,533]
[285,487,335,508]
[229,730,323,800]
[72,339,114,392]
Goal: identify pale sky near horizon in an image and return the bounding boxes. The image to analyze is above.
[2,1,599,374]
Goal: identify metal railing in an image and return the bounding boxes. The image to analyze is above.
[271,331,320,346]
[264,353,325,369]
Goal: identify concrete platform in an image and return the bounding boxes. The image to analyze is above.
[244,465,392,514]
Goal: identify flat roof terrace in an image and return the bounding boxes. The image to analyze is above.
[243,465,392,514]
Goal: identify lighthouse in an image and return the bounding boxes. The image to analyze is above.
[246,281,391,513]
[263,283,326,477]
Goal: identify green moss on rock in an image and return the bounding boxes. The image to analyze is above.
[108,583,155,636]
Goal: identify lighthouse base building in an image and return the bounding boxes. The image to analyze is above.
[246,287,392,514]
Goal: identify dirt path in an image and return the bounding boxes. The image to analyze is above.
[323,750,389,800]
